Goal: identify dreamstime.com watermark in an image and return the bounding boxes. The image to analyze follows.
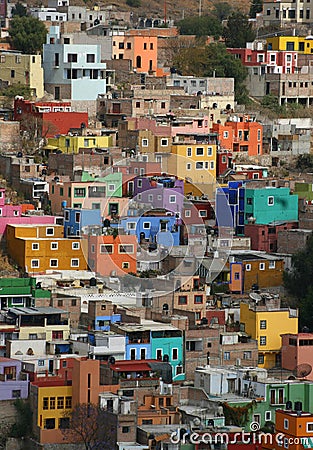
[170,422,313,446]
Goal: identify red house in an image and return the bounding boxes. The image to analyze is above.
[14,98,88,138]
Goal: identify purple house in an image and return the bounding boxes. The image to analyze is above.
[133,176,185,218]
[0,357,29,400]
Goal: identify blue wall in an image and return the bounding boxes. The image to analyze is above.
[64,208,102,237]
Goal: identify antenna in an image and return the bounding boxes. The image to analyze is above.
[249,292,262,303]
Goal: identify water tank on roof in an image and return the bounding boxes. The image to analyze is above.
[89,277,97,287]
[61,201,67,209]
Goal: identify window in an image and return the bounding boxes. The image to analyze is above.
[194,295,203,304]
[260,320,267,329]
[196,162,204,170]
[71,299,77,307]
[265,411,271,422]
[71,259,79,267]
[161,102,166,109]
[43,397,49,410]
[224,352,230,360]
[59,417,70,429]
[268,196,274,205]
[100,244,113,254]
[161,138,168,146]
[67,53,77,62]
[284,419,289,430]
[143,222,150,229]
[187,147,192,157]
[46,228,54,236]
[127,222,136,230]
[196,147,204,156]
[199,210,207,217]
[58,299,63,307]
[122,262,130,269]
[243,351,251,360]
[12,389,21,398]
[245,264,251,271]
[119,244,134,254]
[11,70,15,78]
[169,195,176,203]
[130,349,136,360]
[142,139,148,147]
[31,260,39,269]
[186,163,191,170]
[51,242,58,250]
[259,263,265,270]
[44,418,55,429]
[50,397,55,409]
[172,348,178,360]
[269,261,275,269]
[207,147,213,156]
[72,242,80,250]
[108,184,115,192]
[74,188,85,198]
[307,423,313,432]
[32,243,39,250]
[38,359,44,367]
[258,354,264,364]
[148,194,153,202]
[234,272,240,280]
[122,426,130,433]
[260,336,267,346]
[178,296,187,305]
[50,259,58,268]
[185,210,191,217]
[57,397,64,409]
[284,438,289,449]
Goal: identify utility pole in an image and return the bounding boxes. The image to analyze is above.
[199,0,202,17]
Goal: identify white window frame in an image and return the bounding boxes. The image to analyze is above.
[259,262,265,270]
[142,138,148,147]
[169,195,176,203]
[13,211,19,217]
[50,259,58,268]
[284,419,289,430]
[260,336,267,346]
[72,242,80,250]
[207,147,213,156]
[196,162,204,170]
[185,210,191,218]
[71,258,79,267]
[307,422,313,432]
[210,161,215,170]
[223,131,228,139]
[246,264,251,271]
[122,262,130,269]
[31,259,39,269]
[148,194,153,202]
[161,138,168,147]
[199,210,207,217]
[196,147,204,156]
[108,184,115,192]
[268,196,274,206]
[51,242,58,250]
[269,261,276,269]
[186,163,191,170]
[119,244,134,254]
[186,147,192,157]
[224,351,230,360]
[143,222,151,229]
[32,243,39,251]
[46,227,54,236]
[265,411,271,422]
[127,222,136,230]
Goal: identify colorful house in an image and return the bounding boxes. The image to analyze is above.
[240,298,298,368]
[0,277,50,311]
[281,333,313,381]
[64,208,102,237]
[215,181,245,235]
[6,224,88,274]
[110,321,185,381]
[212,116,263,156]
[14,98,89,138]
[87,234,137,276]
[0,357,29,400]
[47,134,113,154]
[267,35,313,54]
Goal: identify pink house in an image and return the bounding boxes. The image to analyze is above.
[0,189,62,237]
[127,116,211,137]
[281,333,313,380]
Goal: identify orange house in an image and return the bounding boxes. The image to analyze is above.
[263,408,313,450]
[112,32,158,74]
[87,234,137,276]
[212,116,263,156]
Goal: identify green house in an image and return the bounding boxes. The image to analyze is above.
[0,277,50,309]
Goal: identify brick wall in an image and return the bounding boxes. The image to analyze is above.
[0,121,20,152]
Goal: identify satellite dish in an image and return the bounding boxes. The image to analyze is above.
[249,292,262,303]
[293,363,312,379]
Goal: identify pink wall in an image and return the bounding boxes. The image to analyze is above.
[281,333,313,381]
[1,216,59,237]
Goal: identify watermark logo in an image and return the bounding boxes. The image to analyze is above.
[250,421,260,432]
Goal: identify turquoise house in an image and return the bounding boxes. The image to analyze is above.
[81,171,123,198]
[244,187,298,225]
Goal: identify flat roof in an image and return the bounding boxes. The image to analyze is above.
[8,306,68,315]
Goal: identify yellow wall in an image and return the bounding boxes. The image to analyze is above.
[47,135,113,154]
[0,53,44,98]
[37,385,72,429]
[267,36,313,53]
[7,224,88,272]
[240,303,298,368]
[18,323,70,340]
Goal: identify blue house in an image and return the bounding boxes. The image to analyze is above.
[117,215,181,246]
[64,208,102,237]
[215,181,246,235]
[110,321,185,381]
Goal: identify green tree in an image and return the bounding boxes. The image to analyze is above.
[0,84,32,99]
[11,2,28,17]
[284,235,313,329]
[10,399,33,438]
[177,15,222,39]
[173,42,249,103]
[223,12,256,48]
[126,0,141,6]
[9,16,47,54]
[249,0,263,18]
[211,2,233,21]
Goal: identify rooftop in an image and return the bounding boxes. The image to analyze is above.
[8,306,68,316]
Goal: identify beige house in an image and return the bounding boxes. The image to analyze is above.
[0,52,44,98]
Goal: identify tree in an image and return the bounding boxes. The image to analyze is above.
[173,42,249,103]
[126,0,141,6]
[284,235,313,329]
[9,16,47,54]
[177,15,222,39]
[61,403,115,450]
[223,12,256,48]
[249,0,263,18]
[10,399,33,439]
[211,2,233,21]
[11,2,28,17]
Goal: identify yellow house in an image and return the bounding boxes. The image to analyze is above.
[6,224,88,273]
[240,302,298,369]
[168,141,217,196]
[31,384,72,444]
[0,52,44,98]
[267,36,313,53]
[47,134,113,154]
